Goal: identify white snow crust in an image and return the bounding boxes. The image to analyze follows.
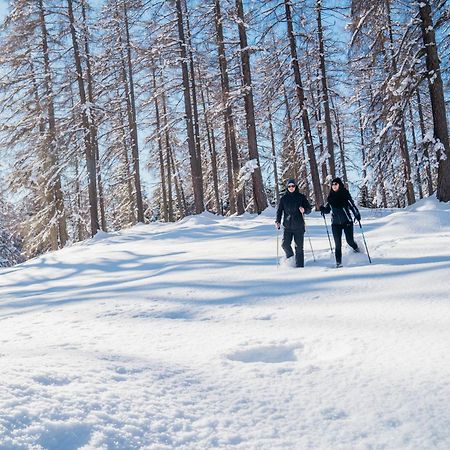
[1,197,450,449]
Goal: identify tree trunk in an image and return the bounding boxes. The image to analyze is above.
[284,0,322,209]
[358,103,369,206]
[309,66,328,201]
[152,68,168,221]
[316,0,336,178]
[419,0,450,201]
[67,0,99,236]
[339,113,348,186]
[385,0,415,205]
[184,1,203,167]
[416,88,434,196]
[235,0,268,213]
[399,121,416,205]
[122,0,145,221]
[282,83,301,183]
[169,146,187,216]
[175,0,204,213]
[116,82,136,225]
[268,106,280,203]
[330,96,348,185]
[214,0,244,215]
[81,0,106,231]
[197,64,221,214]
[74,153,85,241]
[408,102,424,199]
[38,0,68,249]
[160,75,175,222]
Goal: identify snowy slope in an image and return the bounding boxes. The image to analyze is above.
[1,197,450,450]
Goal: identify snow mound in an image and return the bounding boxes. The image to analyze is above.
[406,195,450,212]
[227,343,302,363]
[369,197,450,238]
[177,211,219,226]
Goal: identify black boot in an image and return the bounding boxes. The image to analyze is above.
[295,251,304,268]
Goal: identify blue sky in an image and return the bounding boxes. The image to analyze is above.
[0,1,8,21]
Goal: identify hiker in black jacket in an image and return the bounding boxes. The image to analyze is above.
[320,177,361,267]
[275,179,312,267]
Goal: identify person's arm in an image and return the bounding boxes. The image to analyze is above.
[276,198,283,227]
[347,194,361,221]
[320,202,331,215]
[301,195,312,215]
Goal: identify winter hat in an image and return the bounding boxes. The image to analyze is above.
[331,177,344,188]
[286,178,297,187]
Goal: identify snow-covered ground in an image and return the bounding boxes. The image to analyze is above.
[1,197,450,450]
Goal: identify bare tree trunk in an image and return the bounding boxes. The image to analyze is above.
[399,121,416,205]
[419,0,450,201]
[122,0,145,221]
[38,0,68,249]
[268,105,280,203]
[160,77,175,222]
[30,58,58,250]
[416,88,434,196]
[68,0,100,236]
[385,0,415,205]
[330,96,348,185]
[408,102,424,199]
[152,68,168,221]
[175,0,204,213]
[184,1,203,167]
[300,140,311,199]
[368,86,388,207]
[339,114,348,186]
[214,0,244,215]
[197,64,221,214]
[116,81,136,225]
[116,19,141,222]
[309,66,328,201]
[284,0,322,209]
[358,103,369,206]
[235,0,268,213]
[74,153,85,241]
[169,146,187,216]
[282,83,301,182]
[316,0,336,178]
[81,0,106,232]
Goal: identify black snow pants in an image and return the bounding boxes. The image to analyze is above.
[332,223,358,264]
[282,229,305,268]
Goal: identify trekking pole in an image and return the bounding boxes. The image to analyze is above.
[322,213,334,254]
[276,225,280,268]
[357,220,372,264]
[302,212,315,262]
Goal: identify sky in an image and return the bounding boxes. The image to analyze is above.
[0,0,7,21]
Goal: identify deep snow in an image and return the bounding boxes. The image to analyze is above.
[1,197,450,450]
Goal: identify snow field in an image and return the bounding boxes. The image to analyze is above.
[0,197,450,449]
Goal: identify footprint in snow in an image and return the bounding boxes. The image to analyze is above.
[33,375,73,386]
[227,343,302,364]
[321,407,349,421]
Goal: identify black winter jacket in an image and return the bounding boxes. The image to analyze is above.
[322,190,360,225]
[276,188,312,231]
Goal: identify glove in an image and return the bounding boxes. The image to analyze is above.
[354,212,361,222]
[319,205,326,216]
[275,222,281,230]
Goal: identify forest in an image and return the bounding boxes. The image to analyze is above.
[0,0,449,262]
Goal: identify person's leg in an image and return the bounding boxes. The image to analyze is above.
[332,224,343,264]
[282,229,294,258]
[293,230,305,267]
[343,223,359,251]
